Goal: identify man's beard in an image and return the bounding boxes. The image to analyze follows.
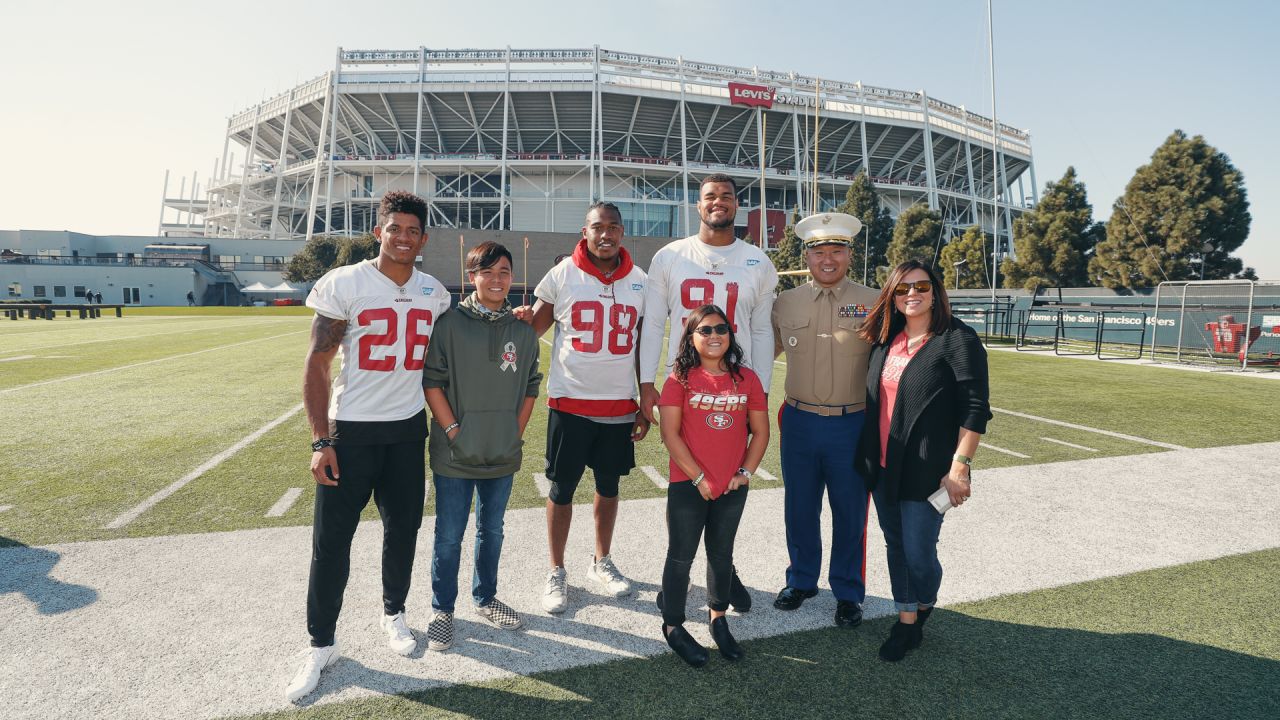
[703,212,735,230]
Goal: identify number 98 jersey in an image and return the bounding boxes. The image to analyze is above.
[534,258,647,402]
[307,259,452,422]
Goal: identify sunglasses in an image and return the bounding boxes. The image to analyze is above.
[893,280,933,296]
[693,323,731,336]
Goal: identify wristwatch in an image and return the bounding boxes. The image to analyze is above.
[737,467,753,480]
[952,453,972,466]
[311,437,335,452]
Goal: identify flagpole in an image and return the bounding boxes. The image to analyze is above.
[758,106,767,249]
[523,235,530,305]
[458,234,466,303]
[988,0,1001,302]
[812,78,821,214]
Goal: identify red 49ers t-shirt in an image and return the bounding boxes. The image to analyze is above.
[658,366,767,499]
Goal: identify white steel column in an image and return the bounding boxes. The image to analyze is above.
[304,70,335,244]
[157,170,170,235]
[791,75,803,213]
[963,126,978,225]
[499,47,511,229]
[187,172,198,230]
[324,49,342,235]
[270,89,296,239]
[678,56,690,235]
[589,47,598,201]
[920,91,939,210]
[596,46,605,200]
[234,102,262,238]
[857,82,870,176]
[413,47,425,196]
[1028,157,1039,205]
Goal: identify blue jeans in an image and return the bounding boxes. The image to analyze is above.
[430,474,514,612]
[872,482,944,613]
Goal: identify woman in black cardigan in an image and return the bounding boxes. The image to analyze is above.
[856,260,991,662]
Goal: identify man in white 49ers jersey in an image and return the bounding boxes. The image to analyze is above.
[639,174,778,416]
[638,173,777,613]
[286,191,450,703]
[518,202,650,614]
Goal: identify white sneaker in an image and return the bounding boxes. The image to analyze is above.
[427,611,454,652]
[380,611,416,656]
[284,641,339,702]
[587,555,633,597]
[475,598,524,630]
[542,567,569,614]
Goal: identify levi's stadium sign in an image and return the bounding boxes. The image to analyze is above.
[729,82,774,108]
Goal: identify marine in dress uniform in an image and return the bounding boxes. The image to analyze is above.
[771,212,880,627]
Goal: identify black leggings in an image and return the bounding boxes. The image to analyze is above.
[306,439,425,647]
[661,480,748,627]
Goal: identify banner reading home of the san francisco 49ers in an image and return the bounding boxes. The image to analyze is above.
[729,82,773,109]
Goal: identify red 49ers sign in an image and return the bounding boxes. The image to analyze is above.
[729,82,774,109]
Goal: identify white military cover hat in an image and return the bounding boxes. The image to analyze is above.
[795,212,863,248]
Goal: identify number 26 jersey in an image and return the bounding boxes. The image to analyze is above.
[307,259,452,422]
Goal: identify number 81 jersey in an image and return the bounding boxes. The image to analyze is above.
[307,259,452,422]
[535,258,647,402]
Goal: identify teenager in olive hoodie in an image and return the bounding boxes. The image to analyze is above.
[422,241,541,651]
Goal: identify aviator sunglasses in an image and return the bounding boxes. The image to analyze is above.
[693,323,731,336]
[893,280,934,296]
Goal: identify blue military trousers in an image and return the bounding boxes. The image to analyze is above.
[779,403,869,603]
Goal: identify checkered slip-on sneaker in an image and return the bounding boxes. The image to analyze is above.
[427,611,454,652]
[475,598,524,630]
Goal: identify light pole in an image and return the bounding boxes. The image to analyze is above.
[1200,241,1214,281]
[952,258,968,290]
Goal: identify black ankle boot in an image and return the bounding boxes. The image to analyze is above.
[710,616,744,661]
[664,624,709,668]
[916,606,934,642]
[878,621,922,662]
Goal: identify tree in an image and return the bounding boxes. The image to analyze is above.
[1090,130,1251,289]
[940,226,992,289]
[880,204,943,285]
[835,171,894,286]
[284,234,380,283]
[1001,167,1102,290]
[773,208,807,291]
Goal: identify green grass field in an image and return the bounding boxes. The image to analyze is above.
[1,309,1277,547]
[2,308,1278,719]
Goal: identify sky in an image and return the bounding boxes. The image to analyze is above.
[2,0,1276,278]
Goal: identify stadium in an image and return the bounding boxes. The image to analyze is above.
[167,46,1037,247]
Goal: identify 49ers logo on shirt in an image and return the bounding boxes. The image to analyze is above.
[500,342,518,372]
[687,393,749,412]
[706,412,734,430]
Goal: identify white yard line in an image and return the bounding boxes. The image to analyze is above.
[104,403,305,529]
[640,465,668,488]
[0,505,12,513]
[755,467,777,481]
[0,319,294,356]
[0,355,35,362]
[265,488,304,518]
[0,331,308,395]
[1041,437,1099,453]
[991,406,1187,450]
[980,442,1031,459]
[540,338,553,347]
[532,473,551,497]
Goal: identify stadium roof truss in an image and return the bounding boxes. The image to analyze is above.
[168,48,1036,244]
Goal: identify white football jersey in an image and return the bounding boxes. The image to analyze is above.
[639,235,778,388]
[535,259,647,401]
[307,259,452,422]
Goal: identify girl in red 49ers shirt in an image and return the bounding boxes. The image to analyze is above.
[657,304,769,667]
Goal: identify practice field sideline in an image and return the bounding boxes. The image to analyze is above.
[1,312,1276,548]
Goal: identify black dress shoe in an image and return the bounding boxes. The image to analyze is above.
[878,621,922,662]
[656,590,663,612]
[710,616,744,661]
[772,586,818,611]
[834,600,863,628]
[729,567,752,613]
[664,624,709,668]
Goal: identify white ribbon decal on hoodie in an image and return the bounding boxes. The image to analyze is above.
[500,341,517,372]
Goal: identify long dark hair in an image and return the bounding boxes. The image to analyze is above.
[674,304,745,384]
[858,261,953,345]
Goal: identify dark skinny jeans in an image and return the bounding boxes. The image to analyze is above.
[661,480,748,627]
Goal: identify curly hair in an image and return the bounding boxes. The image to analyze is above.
[378,190,428,230]
[700,173,738,195]
[673,304,745,385]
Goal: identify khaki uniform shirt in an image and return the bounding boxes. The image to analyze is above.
[772,278,880,409]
